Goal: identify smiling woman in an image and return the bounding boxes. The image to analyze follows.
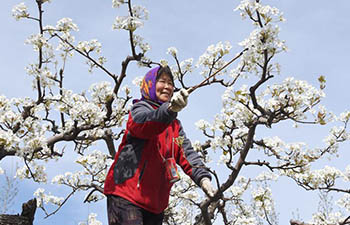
[1,0,350,225]
[155,70,174,103]
[103,66,214,225]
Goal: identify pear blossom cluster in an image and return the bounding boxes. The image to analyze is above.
[195,119,212,131]
[166,170,201,224]
[132,76,143,87]
[310,211,344,225]
[55,18,79,53]
[26,64,56,89]
[167,47,178,58]
[337,194,350,212]
[112,0,126,8]
[234,0,287,77]
[56,18,79,34]
[237,24,286,76]
[264,77,325,114]
[89,81,114,104]
[56,89,107,128]
[251,187,276,220]
[78,213,103,225]
[228,176,250,199]
[75,150,113,184]
[197,41,232,77]
[133,35,151,53]
[235,0,285,23]
[166,47,195,80]
[222,175,279,224]
[25,34,51,52]
[288,166,344,190]
[112,4,148,32]
[12,3,29,21]
[77,39,102,54]
[39,150,112,211]
[16,161,47,183]
[34,188,64,208]
[51,171,90,188]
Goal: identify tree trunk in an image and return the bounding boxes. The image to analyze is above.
[0,214,32,225]
[0,199,36,225]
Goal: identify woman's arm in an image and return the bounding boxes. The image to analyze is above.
[127,101,177,139]
[176,121,211,186]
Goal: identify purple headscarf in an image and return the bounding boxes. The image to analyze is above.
[139,66,163,104]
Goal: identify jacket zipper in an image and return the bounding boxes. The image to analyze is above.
[137,160,148,188]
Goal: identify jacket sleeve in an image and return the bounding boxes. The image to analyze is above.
[127,101,177,139]
[176,120,211,186]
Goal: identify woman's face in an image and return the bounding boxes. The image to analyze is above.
[156,73,174,102]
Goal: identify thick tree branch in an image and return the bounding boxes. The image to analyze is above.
[196,123,257,225]
[290,220,313,225]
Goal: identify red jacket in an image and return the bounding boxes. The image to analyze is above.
[104,100,210,214]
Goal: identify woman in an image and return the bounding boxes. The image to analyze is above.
[104,66,214,225]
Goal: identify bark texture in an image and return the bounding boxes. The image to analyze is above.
[0,199,36,225]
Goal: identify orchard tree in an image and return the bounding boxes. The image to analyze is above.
[1,0,350,225]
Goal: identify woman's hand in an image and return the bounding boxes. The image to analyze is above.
[168,88,189,112]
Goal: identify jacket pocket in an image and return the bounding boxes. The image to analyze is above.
[113,135,145,184]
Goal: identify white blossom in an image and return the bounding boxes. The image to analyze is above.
[79,213,102,225]
[311,211,344,225]
[12,3,29,21]
[262,136,285,155]
[197,41,232,77]
[238,25,286,75]
[234,216,258,225]
[251,186,275,218]
[25,34,50,52]
[132,5,149,20]
[112,16,143,32]
[195,119,211,131]
[344,165,350,182]
[339,111,350,122]
[34,188,64,208]
[112,0,125,8]
[132,76,143,87]
[255,171,279,182]
[192,140,202,152]
[56,17,79,33]
[76,150,112,183]
[292,166,343,189]
[235,0,285,23]
[57,88,107,127]
[77,39,102,54]
[167,47,178,57]
[180,58,194,73]
[51,174,65,184]
[337,194,350,212]
[0,130,20,149]
[15,162,47,183]
[133,35,150,53]
[159,59,168,67]
[218,153,230,164]
[89,81,114,103]
[263,77,325,120]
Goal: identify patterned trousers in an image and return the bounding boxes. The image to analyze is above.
[107,195,164,225]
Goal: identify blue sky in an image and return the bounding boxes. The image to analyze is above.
[1,0,350,224]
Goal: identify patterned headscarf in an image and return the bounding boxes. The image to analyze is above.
[140,66,161,104]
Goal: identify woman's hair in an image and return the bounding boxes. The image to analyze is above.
[156,66,174,85]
